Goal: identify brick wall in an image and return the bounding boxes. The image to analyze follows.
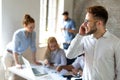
[73,0,120,38]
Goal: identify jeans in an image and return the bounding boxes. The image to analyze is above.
[63,43,70,50]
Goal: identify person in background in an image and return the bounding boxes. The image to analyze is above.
[66,5,120,80]
[44,37,67,67]
[61,11,76,50]
[61,11,77,65]
[2,14,41,80]
[56,54,84,76]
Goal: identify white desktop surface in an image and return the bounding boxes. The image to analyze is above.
[8,65,67,80]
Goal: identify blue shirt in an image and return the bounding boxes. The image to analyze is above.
[63,18,76,43]
[49,49,67,66]
[7,28,36,55]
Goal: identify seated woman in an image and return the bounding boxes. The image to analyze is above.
[44,37,67,67]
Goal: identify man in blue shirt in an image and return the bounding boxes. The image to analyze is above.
[61,11,77,65]
[61,11,76,50]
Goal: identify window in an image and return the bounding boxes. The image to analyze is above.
[39,0,64,47]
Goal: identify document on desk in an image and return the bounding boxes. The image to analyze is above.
[49,72,67,80]
[59,69,68,75]
[36,74,53,80]
[35,72,67,80]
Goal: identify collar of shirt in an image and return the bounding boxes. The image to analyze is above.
[24,31,32,39]
[90,30,110,39]
[51,49,58,55]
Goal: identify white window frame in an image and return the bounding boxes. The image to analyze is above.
[39,0,64,47]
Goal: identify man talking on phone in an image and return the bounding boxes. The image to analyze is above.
[66,5,120,80]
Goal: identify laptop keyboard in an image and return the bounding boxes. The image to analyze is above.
[32,68,40,74]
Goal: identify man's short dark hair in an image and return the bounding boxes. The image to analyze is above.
[62,11,69,15]
[87,5,108,25]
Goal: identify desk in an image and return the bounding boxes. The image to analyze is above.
[8,65,67,80]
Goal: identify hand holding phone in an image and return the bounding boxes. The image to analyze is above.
[79,23,86,36]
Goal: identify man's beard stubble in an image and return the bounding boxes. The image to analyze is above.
[86,23,97,35]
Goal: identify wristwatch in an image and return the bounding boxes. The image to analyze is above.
[76,72,80,77]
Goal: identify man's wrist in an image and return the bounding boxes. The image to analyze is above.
[59,66,63,70]
[76,33,84,38]
[76,71,80,77]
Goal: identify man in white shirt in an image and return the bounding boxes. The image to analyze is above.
[66,5,120,80]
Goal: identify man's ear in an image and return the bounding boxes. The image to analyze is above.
[97,20,101,25]
[97,20,103,26]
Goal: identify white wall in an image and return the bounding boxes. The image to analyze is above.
[1,0,40,56]
[64,0,74,18]
[0,0,2,55]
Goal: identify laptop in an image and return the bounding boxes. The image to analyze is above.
[22,56,47,76]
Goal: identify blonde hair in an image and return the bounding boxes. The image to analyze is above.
[44,37,60,60]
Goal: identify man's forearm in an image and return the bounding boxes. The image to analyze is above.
[61,65,74,71]
[68,29,77,34]
[66,34,84,59]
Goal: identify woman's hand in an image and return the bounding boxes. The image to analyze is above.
[34,61,42,65]
[32,52,42,65]
[15,64,23,69]
[43,59,49,65]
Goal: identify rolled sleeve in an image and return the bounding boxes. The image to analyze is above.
[71,21,76,30]
[30,32,36,53]
[72,56,84,70]
[72,58,81,69]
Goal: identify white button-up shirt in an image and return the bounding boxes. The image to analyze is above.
[72,56,84,70]
[66,31,120,80]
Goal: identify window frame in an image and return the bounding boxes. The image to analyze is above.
[39,0,63,47]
